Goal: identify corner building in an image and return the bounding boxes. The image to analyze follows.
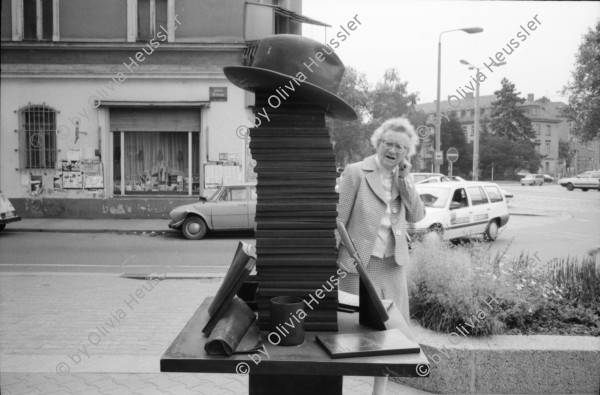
[1,0,327,218]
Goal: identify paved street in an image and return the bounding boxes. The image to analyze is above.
[490,183,600,264]
[0,231,254,275]
[2,183,598,276]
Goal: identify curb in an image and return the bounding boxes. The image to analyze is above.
[509,212,557,217]
[0,272,227,279]
[122,273,226,279]
[508,206,565,217]
[4,228,173,234]
[394,326,600,394]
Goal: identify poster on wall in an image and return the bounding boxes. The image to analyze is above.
[204,163,242,189]
[60,160,103,189]
[81,160,104,189]
[222,165,241,185]
[62,160,81,172]
[204,164,223,189]
[62,171,83,189]
[83,175,104,189]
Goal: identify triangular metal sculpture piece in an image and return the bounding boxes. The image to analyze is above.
[336,221,389,330]
[359,278,388,330]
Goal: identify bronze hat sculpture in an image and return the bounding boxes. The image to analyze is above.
[224,34,358,120]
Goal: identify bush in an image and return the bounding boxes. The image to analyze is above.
[408,240,600,336]
[549,256,600,306]
[408,238,506,336]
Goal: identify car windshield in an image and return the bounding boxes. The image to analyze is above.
[207,187,225,201]
[416,187,451,208]
[206,185,256,201]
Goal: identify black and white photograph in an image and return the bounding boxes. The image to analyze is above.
[1,0,599,394]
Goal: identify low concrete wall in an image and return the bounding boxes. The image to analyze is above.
[394,325,600,394]
[11,197,198,219]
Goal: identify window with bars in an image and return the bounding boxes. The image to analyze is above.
[20,105,57,169]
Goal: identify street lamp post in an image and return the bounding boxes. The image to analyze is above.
[434,27,483,174]
[460,59,506,181]
[474,69,481,181]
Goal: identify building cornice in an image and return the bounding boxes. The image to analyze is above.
[0,41,247,51]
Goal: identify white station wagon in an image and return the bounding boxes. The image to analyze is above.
[408,181,509,242]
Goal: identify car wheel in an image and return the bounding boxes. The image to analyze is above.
[484,220,499,241]
[582,188,588,192]
[566,183,574,191]
[182,217,208,240]
[0,223,5,232]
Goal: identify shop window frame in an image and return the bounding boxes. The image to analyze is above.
[113,129,200,196]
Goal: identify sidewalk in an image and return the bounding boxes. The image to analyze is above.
[0,273,432,395]
[6,218,169,234]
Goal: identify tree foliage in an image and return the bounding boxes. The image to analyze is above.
[371,69,418,123]
[558,139,576,168]
[328,67,420,167]
[439,115,472,178]
[328,67,372,167]
[562,20,600,142]
[478,130,540,180]
[489,78,535,142]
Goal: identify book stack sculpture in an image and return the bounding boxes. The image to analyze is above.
[224,34,358,332]
[250,92,339,331]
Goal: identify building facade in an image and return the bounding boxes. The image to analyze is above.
[1,0,325,217]
[416,93,599,178]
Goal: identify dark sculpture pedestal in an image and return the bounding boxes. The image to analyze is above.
[249,374,342,395]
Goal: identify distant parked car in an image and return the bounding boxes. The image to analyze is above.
[501,189,514,203]
[558,171,600,191]
[520,174,544,186]
[168,183,257,240]
[543,174,555,183]
[408,181,509,242]
[0,194,21,231]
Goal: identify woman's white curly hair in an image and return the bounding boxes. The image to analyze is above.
[370,117,419,158]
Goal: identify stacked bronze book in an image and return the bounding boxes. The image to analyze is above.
[251,92,339,331]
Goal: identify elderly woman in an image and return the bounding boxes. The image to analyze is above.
[336,117,426,394]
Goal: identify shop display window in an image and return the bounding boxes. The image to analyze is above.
[113,131,200,195]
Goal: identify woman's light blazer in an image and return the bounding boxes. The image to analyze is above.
[336,155,426,273]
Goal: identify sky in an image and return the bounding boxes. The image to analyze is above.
[301,0,599,105]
